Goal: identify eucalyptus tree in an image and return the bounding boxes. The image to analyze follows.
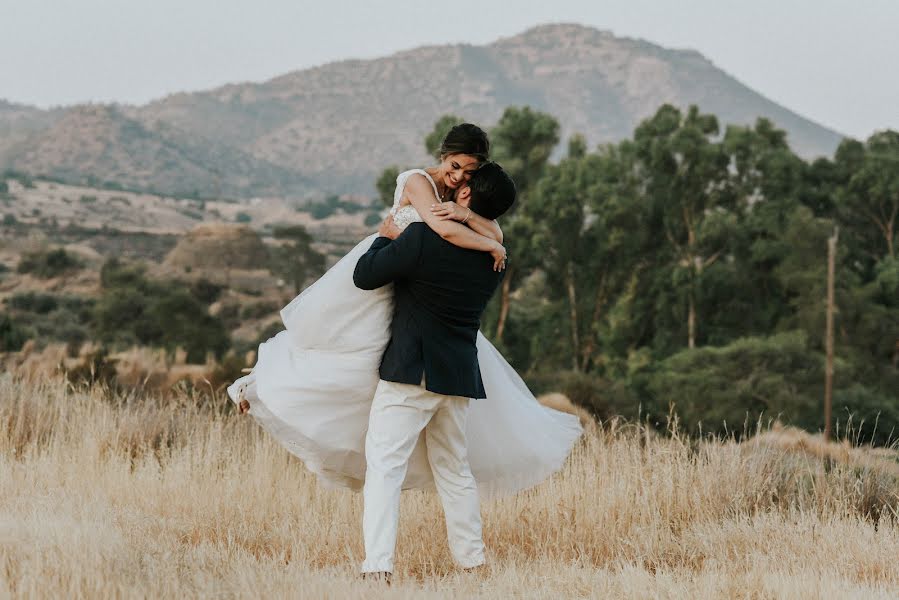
[487,106,560,342]
[836,131,899,270]
[527,139,644,372]
[633,104,735,350]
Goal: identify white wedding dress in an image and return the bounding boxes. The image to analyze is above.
[227,169,582,497]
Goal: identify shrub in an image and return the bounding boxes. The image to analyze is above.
[235,212,252,223]
[832,384,899,446]
[94,259,231,362]
[0,313,28,351]
[216,302,241,328]
[253,321,284,346]
[364,212,382,227]
[526,370,640,421]
[309,202,337,220]
[240,300,278,320]
[631,331,889,439]
[190,278,224,304]
[17,248,81,278]
[7,292,59,314]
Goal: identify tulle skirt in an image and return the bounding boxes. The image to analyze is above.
[228,234,582,497]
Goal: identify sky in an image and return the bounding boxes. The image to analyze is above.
[1,0,897,140]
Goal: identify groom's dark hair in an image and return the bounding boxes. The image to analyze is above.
[468,162,516,221]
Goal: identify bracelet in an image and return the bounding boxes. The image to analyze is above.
[462,208,472,224]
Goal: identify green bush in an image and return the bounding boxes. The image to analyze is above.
[0,313,28,351]
[566,372,640,421]
[240,300,278,320]
[832,384,899,446]
[235,212,252,223]
[93,259,230,362]
[17,248,81,278]
[7,292,59,314]
[364,212,382,227]
[305,195,366,220]
[309,202,337,220]
[632,331,886,438]
[3,293,94,352]
[526,370,640,421]
[190,278,224,305]
[216,302,241,328]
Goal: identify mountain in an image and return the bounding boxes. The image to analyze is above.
[0,23,845,198]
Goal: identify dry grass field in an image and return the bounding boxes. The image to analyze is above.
[2,374,899,599]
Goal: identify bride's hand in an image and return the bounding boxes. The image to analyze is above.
[490,241,507,272]
[430,201,470,222]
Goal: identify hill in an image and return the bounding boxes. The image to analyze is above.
[0,23,845,198]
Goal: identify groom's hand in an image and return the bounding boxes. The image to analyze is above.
[378,215,402,240]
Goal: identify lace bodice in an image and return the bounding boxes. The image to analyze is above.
[389,169,441,231]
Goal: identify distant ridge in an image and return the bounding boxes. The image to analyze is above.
[0,23,845,198]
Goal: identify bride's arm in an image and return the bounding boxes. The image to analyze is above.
[405,175,507,270]
[430,201,503,243]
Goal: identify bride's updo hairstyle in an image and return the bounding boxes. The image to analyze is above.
[439,123,490,162]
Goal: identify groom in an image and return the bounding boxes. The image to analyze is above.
[352,162,516,580]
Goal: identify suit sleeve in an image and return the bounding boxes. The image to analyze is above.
[353,223,424,290]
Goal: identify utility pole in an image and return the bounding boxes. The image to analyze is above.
[824,227,838,442]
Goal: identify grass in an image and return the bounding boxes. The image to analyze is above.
[1,374,898,598]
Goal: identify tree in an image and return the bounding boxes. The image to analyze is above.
[567,134,587,159]
[828,132,899,374]
[490,106,561,200]
[270,225,326,295]
[0,313,28,351]
[633,105,735,349]
[836,131,899,270]
[375,166,401,208]
[487,107,560,343]
[715,118,807,341]
[526,142,643,372]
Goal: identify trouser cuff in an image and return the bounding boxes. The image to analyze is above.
[360,558,394,573]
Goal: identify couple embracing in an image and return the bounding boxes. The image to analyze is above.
[228,123,582,579]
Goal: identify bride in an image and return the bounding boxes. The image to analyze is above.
[228,123,582,497]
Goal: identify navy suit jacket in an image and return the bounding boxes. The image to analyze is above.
[353,223,504,399]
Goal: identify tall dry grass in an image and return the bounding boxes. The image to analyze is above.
[2,373,898,599]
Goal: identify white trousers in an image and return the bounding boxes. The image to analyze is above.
[360,379,485,573]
